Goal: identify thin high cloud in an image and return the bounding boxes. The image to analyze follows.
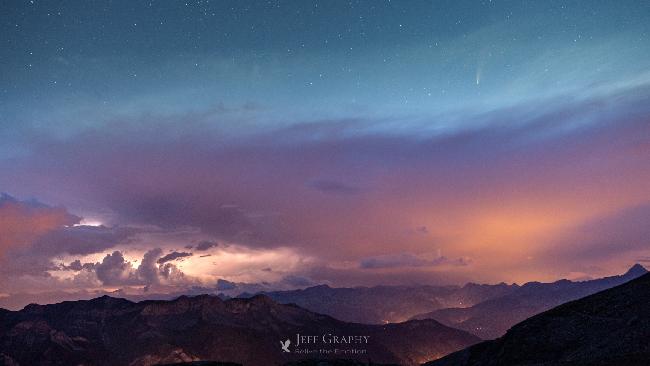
[359,252,470,269]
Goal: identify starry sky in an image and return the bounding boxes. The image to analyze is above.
[1,0,650,309]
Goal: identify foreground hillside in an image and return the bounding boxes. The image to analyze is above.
[426,272,650,366]
[0,294,478,366]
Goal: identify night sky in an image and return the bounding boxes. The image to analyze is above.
[1,0,650,309]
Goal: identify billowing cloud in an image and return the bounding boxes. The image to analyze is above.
[95,251,140,286]
[158,262,189,283]
[60,260,84,271]
[136,248,164,286]
[93,248,196,288]
[0,194,139,291]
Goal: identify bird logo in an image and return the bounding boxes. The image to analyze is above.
[280,338,291,353]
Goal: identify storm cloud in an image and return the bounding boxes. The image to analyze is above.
[1,83,649,290]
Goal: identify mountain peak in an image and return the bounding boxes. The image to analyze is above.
[623,263,647,277]
[91,295,132,304]
[426,268,650,366]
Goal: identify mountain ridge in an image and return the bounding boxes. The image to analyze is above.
[250,282,518,324]
[0,293,479,366]
[410,264,648,339]
[425,271,650,366]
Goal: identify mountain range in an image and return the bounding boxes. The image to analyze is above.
[410,263,648,339]
[426,270,650,366]
[0,294,478,366]
[1,266,647,366]
[253,282,518,324]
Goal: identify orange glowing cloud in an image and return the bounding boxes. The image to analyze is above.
[0,195,79,257]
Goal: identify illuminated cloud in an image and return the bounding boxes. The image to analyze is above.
[94,248,197,288]
[0,194,79,257]
[95,251,140,286]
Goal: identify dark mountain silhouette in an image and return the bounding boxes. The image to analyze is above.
[158,363,242,366]
[159,360,396,366]
[411,264,647,339]
[282,360,397,366]
[425,270,650,366]
[0,294,479,366]
[253,283,518,324]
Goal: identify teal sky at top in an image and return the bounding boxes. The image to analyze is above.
[1,0,649,150]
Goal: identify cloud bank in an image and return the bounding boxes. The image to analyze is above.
[0,77,649,310]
